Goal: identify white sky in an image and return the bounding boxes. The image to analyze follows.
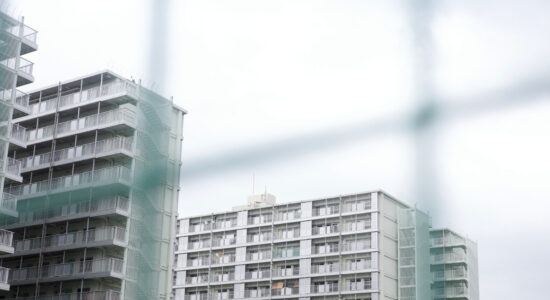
[16,0,550,299]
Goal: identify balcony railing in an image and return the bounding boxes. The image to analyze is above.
[312,225,339,235]
[312,206,339,217]
[4,165,131,198]
[312,283,339,293]
[0,192,17,212]
[274,210,301,222]
[430,236,466,247]
[342,260,371,271]
[6,157,22,177]
[245,269,270,280]
[26,108,136,143]
[341,200,371,213]
[247,214,272,225]
[28,80,138,116]
[210,273,235,282]
[341,280,372,291]
[188,240,211,250]
[0,229,13,249]
[431,252,466,264]
[273,248,300,259]
[186,257,210,267]
[188,223,212,233]
[211,255,236,265]
[22,24,37,44]
[271,287,298,296]
[272,267,299,277]
[311,263,339,273]
[10,258,124,283]
[341,221,371,232]
[184,294,208,300]
[14,90,30,110]
[14,226,127,252]
[433,268,467,281]
[210,291,234,300]
[341,240,371,252]
[312,245,339,255]
[212,219,237,230]
[10,123,27,145]
[273,228,300,240]
[20,136,133,171]
[2,196,129,228]
[1,290,121,300]
[246,251,271,261]
[244,288,270,298]
[0,267,8,286]
[433,286,468,297]
[212,238,236,247]
[186,274,209,284]
[18,57,33,77]
[246,234,271,243]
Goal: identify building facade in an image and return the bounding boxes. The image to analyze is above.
[174,191,479,300]
[0,8,38,292]
[0,70,185,299]
[429,229,478,300]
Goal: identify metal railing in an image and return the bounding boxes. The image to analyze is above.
[186,257,210,267]
[272,267,299,277]
[186,274,209,284]
[341,280,372,291]
[431,252,466,264]
[184,294,208,300]
[210,272,235,282]
[247,214,272,225]
[270,287,298,296]
[4,165,131,197]
[0,229,13,248]
[312,225,339,235]
[212,238,236,247]
[341,220,371,232]
[14,226,127,252]
[209,291,234,300]
[433,268,467,281]
[341,201,372,213]
[21,24,37,44]
[10,258,124,282]
[212,219,238,230]
[246,233,271,243]
[341,240,371,252]
[273,228,300,240]
[311,283,339,293]
[274,210,301,222]
[341,260,371,271]
[312,205,339,217]
[273,248,300,259]
[244,288,270,298]
[210,254,236,265]
[188,223,212,233]
[245,251,271,261]
[14,90,30,109]
[433,286,468,297]
[312,244,339,255]
[20,136,133,171]
[188,240,211,250]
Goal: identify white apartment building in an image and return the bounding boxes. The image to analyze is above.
[174,191,479,300]
[0,70,185,299]
[0,9,38,292]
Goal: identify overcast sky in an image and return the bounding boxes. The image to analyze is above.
[16,0,550,299]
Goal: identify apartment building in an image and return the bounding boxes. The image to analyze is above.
[429,229,479,300]
[0,70,185,299]
[0,8,38,292]
[174,191,440,300]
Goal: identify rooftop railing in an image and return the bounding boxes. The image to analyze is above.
[26,108,136,143]
[21,136,133,171]
[29,80,138,116]
[4,165,131,198]
[10,258,124,283]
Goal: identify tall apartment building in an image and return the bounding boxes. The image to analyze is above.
[429,229,478,300]
[0,8,38,292]
[0,70,185,299]
[174,191,479,300]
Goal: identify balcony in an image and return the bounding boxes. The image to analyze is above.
[341,200,371,213]
[433,286,468,298]
[246,234,271,243]
[211,254,236,265]
[342,260,371,272]
[273,248,299,259]
[272,267,299,278]
[341,280,372,292]
[341,220,371,233]
[186,274,209,285]
[245,269,270,280]
[247,214,272,225]
[186,257,210,268]
[26,80,138,118]
[244,288,270,298]
[0,266,9,291]
[9,123,27,147]
[188,240,211,250]
[210,272,235,282]
[13,226,127,255]
[431,253,466,264]
[17,57,34,85]
[312,225,339,235]
[25,108,136,144]
[1,196,129,229]
[188,223,212,233]
[431,236,466,248]
[4,165,132,199]
[312,244,339,255]
[5,157,22,181]
[210,291,234,300]
[311,263,339,274]
[10,257,124,285]
[0,229,14,254]
[341,240,371,252]
[246,251,271,261]
[273,228,300,240]
[12,90,30,116]
[0,192,17,217]
[212,219,237,230]
[212,238,236,247]
[433,268,467,281]
[311,283,339,293]
[184,294,208,300]
[20,136,133,172]
[312,205,339,217]
[274,210,301,222]
[1,290,121,300]
[271,287,298,296]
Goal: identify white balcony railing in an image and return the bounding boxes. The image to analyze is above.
[14,226,127,252]
[185,274,209,284]
[433,286,468,297]
[20,136,133,171]
[272,267,299,277]
[4,165,131,198]
[28,80,138,116]
[245,269,270,280]
[311,263,339,273]
[244,288,270,298]
[22,24,38,44]
[10,258,124,283]
[271,287,298,296]
[6,157,22,177]
[0,267,9,286]
[431,252,466,264]
[342,260,371,271]
[26,108,136,143]
[0,229,14,249]
[433,268,467,281]
[18,57,33,77]
[312,283,339,293]
[341,240,371,252]
[341,220,371,232]
[14,90,30,110]
[10,123,27,145]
